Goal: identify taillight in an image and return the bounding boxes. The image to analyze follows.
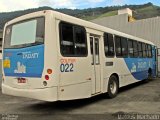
[44,69,53,81]
[47,69,52,74]
[45,75,49,80]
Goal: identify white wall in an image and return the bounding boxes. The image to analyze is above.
[91,14,160,74]
[91,14,160,47]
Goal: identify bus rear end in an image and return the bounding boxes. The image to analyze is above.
[2,11,58,101]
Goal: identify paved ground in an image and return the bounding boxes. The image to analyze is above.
[0,78,160,120]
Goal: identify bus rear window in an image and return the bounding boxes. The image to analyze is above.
[4,17,45,49]
[11,20,37,46]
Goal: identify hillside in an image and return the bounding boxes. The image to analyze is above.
[0,2,160,29]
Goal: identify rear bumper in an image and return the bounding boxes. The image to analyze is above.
[2,84,58,102]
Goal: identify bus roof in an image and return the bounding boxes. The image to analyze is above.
[5,10,155,46]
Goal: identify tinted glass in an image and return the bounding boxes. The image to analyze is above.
[115,36,121,57]
[142,43,146,57]
[104,33,114,57]
[133,41,138,57]
[128,40,134,57]
[138,42,143,57]
[121,37,128,57]
[60,23,74,55]
[60,22,87,57]
[74,26,87,55]
[148,45,152,58]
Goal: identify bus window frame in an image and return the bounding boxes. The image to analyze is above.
[59,21,88,57]
[103,32,115,58]
[4,16,45,49]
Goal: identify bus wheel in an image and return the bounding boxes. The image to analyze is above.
[107,75,119,98]
[148,68,152,79]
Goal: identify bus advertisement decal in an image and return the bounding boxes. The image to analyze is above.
[3,45,44,78]
[124,58,153,80]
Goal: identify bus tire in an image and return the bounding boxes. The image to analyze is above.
[107,75,119,98]
[148,68,152,80]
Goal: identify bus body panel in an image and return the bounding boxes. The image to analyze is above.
[2,84,58,101]
[42,11,60,87]
[103,53,156,90]
[2,10,157,101]
[56,18,93,99]
[2,11,60,101]
[103,58,137,89]
[59,82,91,100]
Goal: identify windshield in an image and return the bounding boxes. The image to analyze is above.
[4,17,45,49]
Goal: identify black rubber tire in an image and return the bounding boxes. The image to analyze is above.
[148,68,152,79]
[144,68,153,83]
[107,75,119,98]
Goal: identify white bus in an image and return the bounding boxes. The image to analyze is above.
[2,10,157,101]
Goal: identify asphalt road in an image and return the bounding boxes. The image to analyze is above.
[0,78,160,120]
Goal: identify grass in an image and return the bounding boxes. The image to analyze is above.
[98,11,118,18]
[82,10,118,21]
[137,6,155,12]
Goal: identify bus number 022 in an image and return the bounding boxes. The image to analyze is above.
[60,63,74,72]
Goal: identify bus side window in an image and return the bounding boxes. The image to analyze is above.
[60,22,74,56]
[121,37,128,57]
[146,44,149,58]
[74,26,87,56]
[142,43,146,58]
[148,45,152,58]
[59,22,87,57]
[104,33,114,57]
[115,36,122,57]
[133,41,138,57]
[128,40,134,57]
[138,42,143,58]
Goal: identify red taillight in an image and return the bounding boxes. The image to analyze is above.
[45,75,49,80]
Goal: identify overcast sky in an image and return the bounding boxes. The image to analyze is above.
[0,0,160,12]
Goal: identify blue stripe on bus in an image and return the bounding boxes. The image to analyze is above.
[131,70,148,80]
[124,57,155,80]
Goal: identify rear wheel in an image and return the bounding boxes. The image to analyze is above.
[107,75,119,98]
[148,68,152,79]
[144,68,153,83]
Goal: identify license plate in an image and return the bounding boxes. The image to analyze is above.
[17,78,27,83]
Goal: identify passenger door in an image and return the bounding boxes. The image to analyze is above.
[90,36,101,94]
